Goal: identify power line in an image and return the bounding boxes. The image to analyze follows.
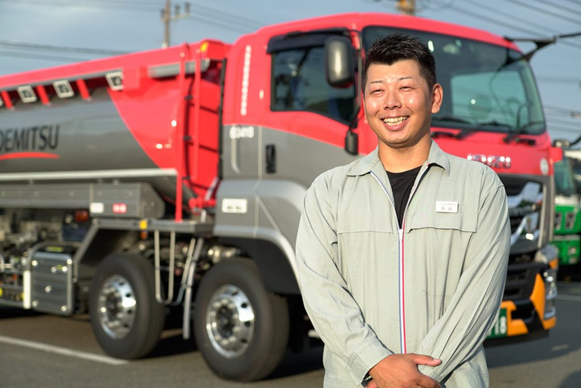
[1,0,264,30]
[68,0,162,7]
[564,0,581,6]
[447,4,544,38]
[186,8,263,31]
[546,113,581,120]
[547,126,581,134]
[547,118,581,127]
[0,0,261,35]
[0,40,130,55]
[188,1,266,29]
[529,0,581,18]
[445,3,581,55]
[548,117,581,125]
[544,105,581,116]
[507,0,581,26]
[116,0,267,28]
[418,0,455,11]
[537,76,581,83]
[0,49,89,62]
[462,0,581,51]
[184,17,252,35]
[0,0,157,11]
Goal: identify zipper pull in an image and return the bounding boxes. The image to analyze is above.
[398,229,403,242]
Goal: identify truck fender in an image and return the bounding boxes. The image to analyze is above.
[74,223,140,283]
[218,237,300,295]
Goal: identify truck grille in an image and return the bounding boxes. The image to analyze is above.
[500,176,543,251]
[502,261,544,301]
[510,215,524,234]
[499,175,547,302]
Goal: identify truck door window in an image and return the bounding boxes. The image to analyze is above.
[271,46,355,122]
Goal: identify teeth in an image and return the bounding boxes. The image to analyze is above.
[382,117,408,125]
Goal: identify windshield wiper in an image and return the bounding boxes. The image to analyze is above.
[503,120,545,144]
[433,116,473,124]
[457,120,513,139]
[432,118,513,140]
[431,116,473,139]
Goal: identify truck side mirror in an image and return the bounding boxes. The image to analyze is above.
[552,138,571,148]
[345,130,359,155]
[324,36,355,88]
[553,134,581,149]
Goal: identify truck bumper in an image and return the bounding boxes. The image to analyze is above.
[487,246,558,342]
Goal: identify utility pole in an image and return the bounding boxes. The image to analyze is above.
[161,0,191,48]
[397,0,416,15]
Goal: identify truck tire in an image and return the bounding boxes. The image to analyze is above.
[89,253,165,359]
[194,258,289,381]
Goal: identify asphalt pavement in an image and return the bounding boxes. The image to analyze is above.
[0,281,580,388]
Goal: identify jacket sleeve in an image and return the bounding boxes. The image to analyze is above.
[416,182,511,382]
[295,178,393,385]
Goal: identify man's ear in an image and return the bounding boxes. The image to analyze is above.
[431,83,443,114]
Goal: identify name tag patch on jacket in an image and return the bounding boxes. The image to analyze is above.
[436,201,458,213]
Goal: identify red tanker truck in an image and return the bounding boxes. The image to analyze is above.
[0,12,560,381]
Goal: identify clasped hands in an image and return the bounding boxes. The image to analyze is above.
[367,353,442,388]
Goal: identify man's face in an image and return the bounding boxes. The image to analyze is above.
[364,60,442,150]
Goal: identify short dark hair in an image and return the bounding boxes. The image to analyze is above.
[363,33,436,89]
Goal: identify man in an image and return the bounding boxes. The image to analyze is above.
[295,33,510,388]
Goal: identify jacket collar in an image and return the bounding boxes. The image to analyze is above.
[346,141,450,176]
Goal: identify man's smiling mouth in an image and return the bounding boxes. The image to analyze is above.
[382,117,409,126]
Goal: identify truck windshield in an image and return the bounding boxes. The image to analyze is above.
[362,27,546,135]
[555,159,578,196]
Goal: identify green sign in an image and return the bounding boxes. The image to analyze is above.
[487,308,508,339]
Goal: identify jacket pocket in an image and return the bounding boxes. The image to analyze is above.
[406,207,476,233]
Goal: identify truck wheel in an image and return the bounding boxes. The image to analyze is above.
[194,258,289,381]
[89,253,165,359]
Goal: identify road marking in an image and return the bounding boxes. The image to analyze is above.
[0,335,128,365]
[556,294,581,302]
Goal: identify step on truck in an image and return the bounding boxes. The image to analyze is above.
[0,12,560,381]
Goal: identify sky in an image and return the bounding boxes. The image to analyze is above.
[0,0,580,143]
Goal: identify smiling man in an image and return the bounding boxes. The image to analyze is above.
[295,33,511,388]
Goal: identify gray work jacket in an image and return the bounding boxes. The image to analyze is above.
[295,141,511,387]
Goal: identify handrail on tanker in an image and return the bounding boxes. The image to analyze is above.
[193,45,203,185]
[174,42,206,222]
[174,43,190,222]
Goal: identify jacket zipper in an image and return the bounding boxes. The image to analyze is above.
[398,225,406,354]
[371,168,425,355]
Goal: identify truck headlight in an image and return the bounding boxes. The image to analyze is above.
[542,268,558,319]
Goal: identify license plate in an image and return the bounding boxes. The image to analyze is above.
[487,308,508,339]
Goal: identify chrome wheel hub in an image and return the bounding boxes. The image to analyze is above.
[97,275,137,339]
[206,285,255,358]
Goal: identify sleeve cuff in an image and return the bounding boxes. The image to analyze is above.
[347,341,394,385]
[418,363,443,382]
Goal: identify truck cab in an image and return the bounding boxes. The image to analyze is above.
[218,13,558,345]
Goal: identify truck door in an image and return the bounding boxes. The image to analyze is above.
[257,31,360,248]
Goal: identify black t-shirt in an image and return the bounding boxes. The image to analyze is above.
[386,166,422,227]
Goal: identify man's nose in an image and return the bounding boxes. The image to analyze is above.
[383,89,402,110]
